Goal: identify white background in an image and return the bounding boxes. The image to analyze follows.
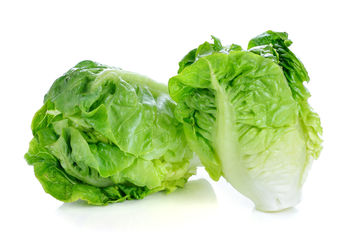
[1,0,349,249]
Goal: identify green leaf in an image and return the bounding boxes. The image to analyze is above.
[248,30,322,159]
[177,36,242,74]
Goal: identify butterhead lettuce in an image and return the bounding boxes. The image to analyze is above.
[25,60,196,205]
[169,31,322,211]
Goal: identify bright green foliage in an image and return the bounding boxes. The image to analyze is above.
[169,31,322,211]
[25,60,196,205]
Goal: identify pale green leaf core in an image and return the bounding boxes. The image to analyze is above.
[206,58,308,212]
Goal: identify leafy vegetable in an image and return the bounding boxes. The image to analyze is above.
[169,31,322,211]
[25,60,196,205]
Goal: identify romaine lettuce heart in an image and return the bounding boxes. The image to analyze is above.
[25,60,196,205]
[169,32,322,211]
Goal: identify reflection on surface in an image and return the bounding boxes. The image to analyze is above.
[57,178,217,231]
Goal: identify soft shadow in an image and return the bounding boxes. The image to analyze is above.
[251,206,299,221]
[57,179,217,231]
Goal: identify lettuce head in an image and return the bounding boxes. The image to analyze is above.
[25,60,196,205]
[169,31,322,212]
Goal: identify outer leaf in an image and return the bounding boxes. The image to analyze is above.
[248,30,322,160]
[177,36,242,74]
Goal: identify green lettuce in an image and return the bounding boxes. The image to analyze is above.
[25,60,196,205]
[169,31,322,211]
